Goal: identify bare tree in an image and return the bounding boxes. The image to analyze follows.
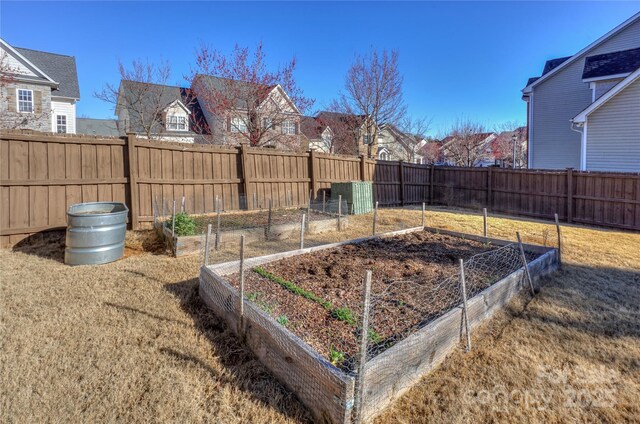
[420,139,442,164]
[441,119,493,167]
[188,42,313,149]
[94,59,174,139]
[334,48,407,157]
[491,121,528,168]
[314,108,365,155]
[396,116,432,162]
[1,50,50,130]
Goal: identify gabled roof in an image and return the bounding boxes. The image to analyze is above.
[522,12,640,93]
[542,56,572,75]
[572,67,640,123]
[316,111,368,128]
[14,46,80,99]
[582,47,640,80]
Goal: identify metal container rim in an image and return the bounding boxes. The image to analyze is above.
[67,201,129,218]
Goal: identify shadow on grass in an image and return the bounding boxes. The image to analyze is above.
[12,230,66,263]
[164,277,313,424]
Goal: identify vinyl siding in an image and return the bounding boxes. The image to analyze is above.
[586,77,640,172]
[51,98,76,134]
[594,78,624,99]
[531,18,640,169]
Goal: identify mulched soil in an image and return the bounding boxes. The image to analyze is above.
[192,209,332,234]
[226,231,536,369]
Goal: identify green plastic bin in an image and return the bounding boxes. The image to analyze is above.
[330,181,373,215]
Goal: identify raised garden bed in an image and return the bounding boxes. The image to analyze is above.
[158,208,348,257]
[199,227,559,423]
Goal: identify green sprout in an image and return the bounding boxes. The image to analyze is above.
[329,346,345,367]
[276,315,289,327]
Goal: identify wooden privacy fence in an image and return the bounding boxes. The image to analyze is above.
[1,130,639,246]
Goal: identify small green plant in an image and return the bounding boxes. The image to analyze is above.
[276,315,289,327]
[328,346,345,366]
[245,292,273,314]
[332,306,356,326]
[367,328,382,344]
[246,292,260,302]
[168,212,196,236]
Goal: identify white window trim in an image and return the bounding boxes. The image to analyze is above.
[167,115,188,131]
[17,88,34,113]
[231,117,247,133]
[282,120,295,135]
[56,114,67,133]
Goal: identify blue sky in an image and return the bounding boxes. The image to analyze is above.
[1,1,638,136]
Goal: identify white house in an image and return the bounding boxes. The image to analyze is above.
[0,38,80,134]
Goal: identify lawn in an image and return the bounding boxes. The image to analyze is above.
[1,207,638,423]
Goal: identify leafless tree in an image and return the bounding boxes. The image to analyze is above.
[441,119,493,167]
[1,51,50,130]
[334,48,407,157]
[396,116,432,162]
[491,121,528,168]
[187,42,313,149]
[314,107,365,155]
[94,59,175,139]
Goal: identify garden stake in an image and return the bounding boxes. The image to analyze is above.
[308,189,312,217]
[422,202,425,227]
[353,270,372,424]
[459,259,471,351]
[554,213,562,266]
[239,235,246,337]
[204,224,212,266]
[483,208,488,241]
[215,201,221,250]
[172,200,176,238]
[322,191,326,213]
[162,201,166,234]
[300,213,306,249]
[267,198,273,240]
[516,232,536,295]
[373,201,379,235]
[338,195,342,230]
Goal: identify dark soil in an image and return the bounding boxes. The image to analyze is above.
[191,209,332,234]
[227,231,536,369]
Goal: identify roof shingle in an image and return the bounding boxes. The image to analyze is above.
[582,47,640,79]
[14,47,80,99]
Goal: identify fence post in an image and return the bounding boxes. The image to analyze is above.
[373,201,378,235]
[308,189,312,217]
[429,164,435,205]
[483,208,488,241]
[360,154,367,181]
[487,167,493,212]
[300,213,306,249]
[422,202,426,227]
[353,269,373,424]
[172,200,176,238]
[398,160,405,206]
[126,133,140,230]
[238,235,246,337]
[204,223,212,266]
[516,232,536,295]
[215,199,221,250]
[554,213,562,266]
[566,168,573,224]
[458,259,471,352]
[309,149,319,200]
[240,143,251,210]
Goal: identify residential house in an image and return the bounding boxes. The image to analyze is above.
[522,12,640,172]
[300,111,378,157]
[0,38,80,133]
[377,124,427,163]
[491,127,528,168]
[440,132,498,167]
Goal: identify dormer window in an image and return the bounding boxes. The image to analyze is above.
[282,120,296,135]
[167,115,187,131]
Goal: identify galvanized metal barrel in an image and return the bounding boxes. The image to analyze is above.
[65,202,129,266]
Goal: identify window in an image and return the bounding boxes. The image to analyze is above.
[282,120,296,135]
[263,118,273,129]
[56,115,67,133]
[167,115,187,131]
[363,134,371,145]
[231,117,247,133]
[379,151,389,161]
[18,89,33,113]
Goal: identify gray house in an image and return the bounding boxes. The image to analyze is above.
[522,12,640,172]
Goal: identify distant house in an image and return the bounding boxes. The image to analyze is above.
[440,132,498,167]
[377,124,427,163]
[522,12,639,172]
[300,111,378,157]
[0,38,80,134]
[76,118,120,137]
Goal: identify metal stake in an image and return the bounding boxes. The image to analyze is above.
[308,189,312,217]
[483,208,488,241]
[516,232,536,295]
[458,259,471,351]
[353,270,372,424]
[204,224,212,266]
[300,213,306,249]
[421,202,425,227]
[215,202,221,250]
[554,213,562,266]
[373,201,378,235]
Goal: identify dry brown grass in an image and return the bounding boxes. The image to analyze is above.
[1,207,639,423]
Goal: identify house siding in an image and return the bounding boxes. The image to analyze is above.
[51,98,76,134]
[530,18,640,169]
[586,77,640,172]
[0,82,51,132]
[594,78,624,99]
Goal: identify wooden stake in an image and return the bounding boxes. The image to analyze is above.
[162,201,166,233]
[204,224,212,266]
[300,213,306,249]
[458,259,471,352]
[373,201,378,235]
[172,200,176,237]
[308,189,312,217]
[267,198,273,239]
[215,202,221,250]
[353,270,372,424]
[516,232,536,295]
[483,208,488,241]
[422,202,425,227]
[554,213,562,266]
[322,191,326,213]
[337,195,342,230]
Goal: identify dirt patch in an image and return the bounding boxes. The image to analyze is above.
[190,209,333,233]
[227,231,526,366]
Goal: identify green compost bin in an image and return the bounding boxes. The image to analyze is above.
[330,181,374,215]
